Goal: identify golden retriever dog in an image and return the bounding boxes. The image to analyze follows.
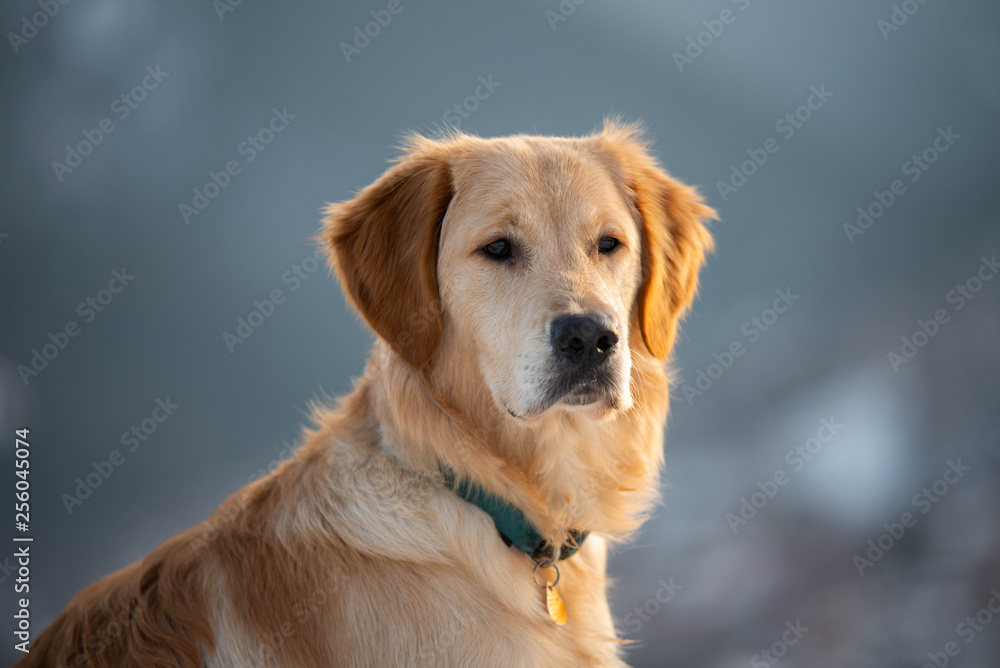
[19,120,714,667]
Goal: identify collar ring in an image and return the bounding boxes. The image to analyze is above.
[531,558,561,588]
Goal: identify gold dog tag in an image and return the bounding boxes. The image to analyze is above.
[546,582,567,625]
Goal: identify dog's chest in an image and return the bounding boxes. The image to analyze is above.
[348,537,625,667]
[377,565,623,667]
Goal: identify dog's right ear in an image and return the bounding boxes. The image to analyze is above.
[321,140,453,368]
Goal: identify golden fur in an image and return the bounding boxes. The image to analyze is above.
[18,120,714,667]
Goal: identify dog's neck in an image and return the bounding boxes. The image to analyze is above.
[366,339,670,551]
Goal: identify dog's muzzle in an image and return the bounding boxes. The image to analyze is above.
[549,313,618,370]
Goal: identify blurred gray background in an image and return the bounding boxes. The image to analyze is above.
[2,0,999,666]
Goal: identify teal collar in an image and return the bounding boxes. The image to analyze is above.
[440,467,587,561]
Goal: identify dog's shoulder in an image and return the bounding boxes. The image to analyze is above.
[16,527,216,667]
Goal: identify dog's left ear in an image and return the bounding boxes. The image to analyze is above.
[596,121,717,361]
[321,139,453,368]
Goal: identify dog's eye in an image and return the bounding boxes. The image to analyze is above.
[598,237,620,254]
[482,239,512,260]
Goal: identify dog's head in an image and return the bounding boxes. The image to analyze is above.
[322,121,714,421]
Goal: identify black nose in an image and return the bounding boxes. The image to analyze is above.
[550,314,619,367]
